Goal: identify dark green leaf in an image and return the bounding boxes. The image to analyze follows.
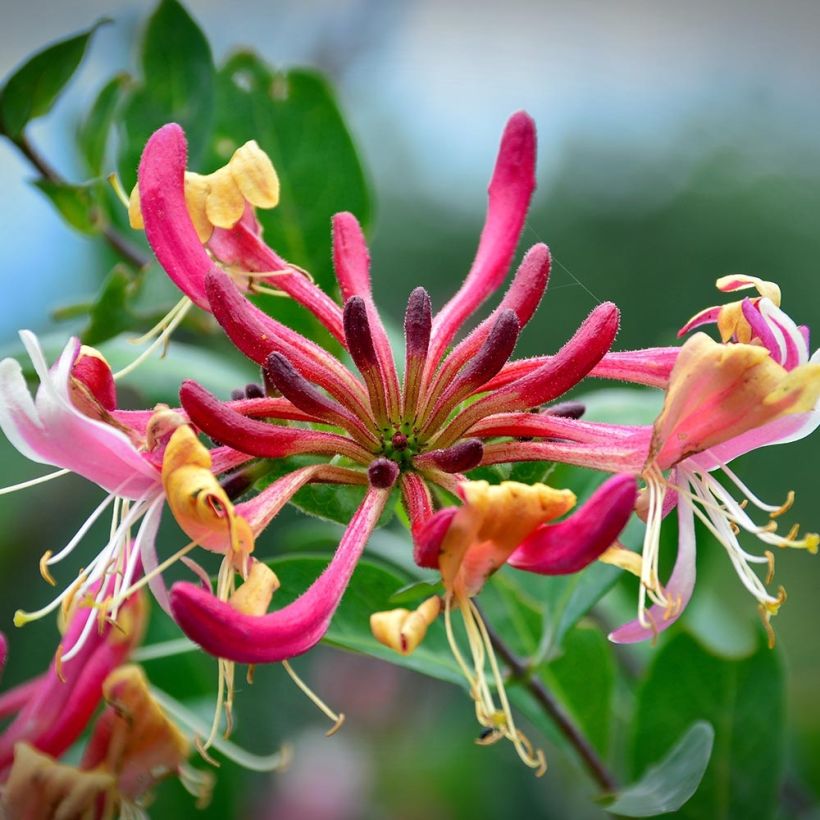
[269,554,463,684]
[34,180,105,235]
[82,266,139,344]
[389,579,444,605]
[78,73,130,174]
[544,623,615,755]
[118,0,215,188]
[209,52,372,295]
[632,632,784,819]
[605,721,715,816]
[0,20,108,138]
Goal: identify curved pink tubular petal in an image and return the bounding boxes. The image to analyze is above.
[427,111,537,367]
[759,298,810,369]
[209,446,254,476]
[206,269,372,421]
[333,213,402,420]
[0,333,159,497]
[482,438,649,474]
[0,676,44,720]
[170,488,389,663]
[139,123,215,309]
[508,474,637,574]
[433,302,619,447]
[741,298,782,363]
[180,380,374,464]
[400,472,434,533]
[236,464,367,535]
[208,212,346,343]
[609,496,697,644]
[412,506,458,569]
[688,408,820,472]
[227,396,323,424]
[677,305,721,337]
[469,411,646,443]
[482,346,678,393]
[421,243,551,417]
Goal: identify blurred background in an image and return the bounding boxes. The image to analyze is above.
[1,1,819,817]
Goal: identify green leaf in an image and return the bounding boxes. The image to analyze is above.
[0,19,108,138]
[389,580,444,605]
[78,73,130,174]
[632,632,784,819]
[81,266,139,345]
[34,180,105,235]
[605,721,715,816]
[118,0,215,188]
[210,52,372,295]
[269,553,463,685]
[544,623,615,755]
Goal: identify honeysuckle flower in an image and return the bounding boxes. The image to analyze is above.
[0,573,147,773]
[118,125,344,379]
[134,112,626,662]
[0,591,213,817]
[0,331,262,662]
[373,474,635,773]
[477,280,819,645]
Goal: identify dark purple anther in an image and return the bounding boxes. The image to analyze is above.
[368,457,400,489]
[230,388,245,401]
[343,296,379,371]
[404,287,432,359]
[544,401,586,419]
[265,352,346,421]
[426,438,484,473]
[458,309,520,390]
[245,383,265,399]
[392,432,409,451]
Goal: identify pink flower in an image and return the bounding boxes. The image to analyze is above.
[134,113,631,679]
[480,279,820,644]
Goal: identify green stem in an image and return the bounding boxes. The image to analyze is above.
[10,131,150,270]
[480,611,618,793]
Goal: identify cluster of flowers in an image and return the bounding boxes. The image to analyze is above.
[0,112,817,813]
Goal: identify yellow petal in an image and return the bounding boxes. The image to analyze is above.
[128,185,144,229]
[183,172,214,242]
[440,480,576,596]
[370,596,441,655]
[204,166,245,229]
[162,426,254,560]
[229,561,280,616]
[715,274,781,306]
[229,140,280,209]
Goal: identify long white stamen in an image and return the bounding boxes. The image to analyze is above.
[282,660,345,736]
[0,469,69,495]
[129,295,191,346]
[133,638,198,662]
[45,492,118,566]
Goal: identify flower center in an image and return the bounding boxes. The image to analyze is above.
[380,423,421,468]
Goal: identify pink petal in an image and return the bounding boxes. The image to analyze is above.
[0,333,159,497]
[609,497,697,644]
[400,473,434,533]
[209,211,346,343]
[427,112,537,366]
[332,214,402,420]
[508,474,637,574]
[422,243,550,412]
[180,380,373,464]
[139,124,215,309]
[412,506,458,569]
[470,412,646,443]
[434,302,619,446]
[206,269,372,420]
[170,488,389,663]
[677,305,721,337]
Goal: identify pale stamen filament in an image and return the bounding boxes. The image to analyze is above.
[708,457,794,516]
[129,295,191,346]
[113,297,194,381]
[282,660,346,736]
[0,468,69,495]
